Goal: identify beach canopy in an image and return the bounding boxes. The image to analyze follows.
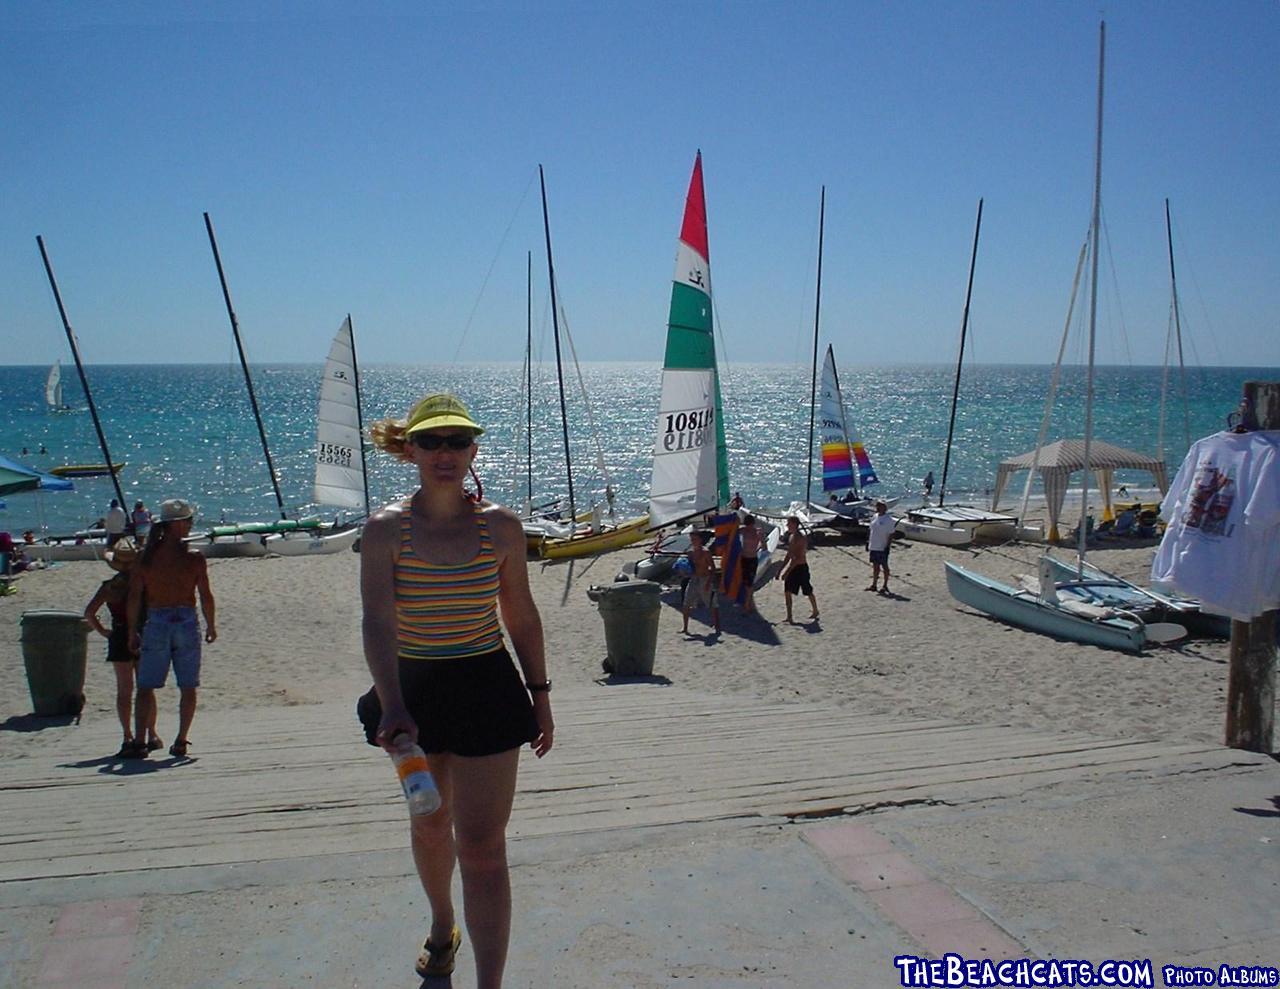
[0,455,74,496]
[991,438,1169,539]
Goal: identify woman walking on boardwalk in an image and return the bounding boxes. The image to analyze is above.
[359,393,554,988]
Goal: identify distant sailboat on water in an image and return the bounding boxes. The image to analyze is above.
[45,360,71,413]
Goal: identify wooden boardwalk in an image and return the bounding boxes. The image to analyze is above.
[0,682,1256,886]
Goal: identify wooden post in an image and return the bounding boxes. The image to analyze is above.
[1225,380,1279,752]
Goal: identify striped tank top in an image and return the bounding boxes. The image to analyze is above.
[395,501,503,660]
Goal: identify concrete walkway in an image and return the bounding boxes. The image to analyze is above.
[1,681,1275,987]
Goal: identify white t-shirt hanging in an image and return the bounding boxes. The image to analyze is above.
[1151,430,1280,621]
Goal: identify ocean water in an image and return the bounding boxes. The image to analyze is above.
[2,361,1275,537]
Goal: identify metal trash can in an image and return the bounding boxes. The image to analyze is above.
[587,580,662,676]
[20,610,90,716]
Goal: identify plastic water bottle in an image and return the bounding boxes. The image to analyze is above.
[389,734,441,816]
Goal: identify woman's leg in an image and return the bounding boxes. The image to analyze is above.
[112,662,134,741]
[409,754,458,950]
[450,748,521,989]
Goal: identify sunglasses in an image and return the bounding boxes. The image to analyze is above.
[411,433,475,451]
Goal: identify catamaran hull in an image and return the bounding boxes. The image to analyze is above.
[895,519,973,547]
[264,525,361,556]
[1041,555,1227,638]
[944,561,1145,653]
[538,516,651,560]
[24,541,109,562]
[192,536,270,559]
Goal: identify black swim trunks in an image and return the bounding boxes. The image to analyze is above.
[784,564,813,596]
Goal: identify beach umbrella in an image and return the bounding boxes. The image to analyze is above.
[0,455,74,496]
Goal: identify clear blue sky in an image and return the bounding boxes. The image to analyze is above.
[3,0,1277,368]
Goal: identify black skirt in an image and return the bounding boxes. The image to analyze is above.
[357,646,538,757]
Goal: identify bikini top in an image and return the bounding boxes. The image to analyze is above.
[395,500,503,660]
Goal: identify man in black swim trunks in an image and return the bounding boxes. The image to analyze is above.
[777,516,819,624]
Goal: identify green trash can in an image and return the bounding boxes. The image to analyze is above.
[20,610,90,716]
[587,580,662,676]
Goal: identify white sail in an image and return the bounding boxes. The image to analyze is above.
[648,152,725,529]
[45,361,63,409]
[313,317,366,511]
[650,368,721,527]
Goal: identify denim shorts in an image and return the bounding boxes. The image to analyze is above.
[138,607,202,689]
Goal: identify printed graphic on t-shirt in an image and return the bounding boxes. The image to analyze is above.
[1183,464,1234,536]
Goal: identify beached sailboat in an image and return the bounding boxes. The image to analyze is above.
[945,23,1178,653]
[31,237,130,560]
[649,150,729,531]
[904,199,1023,543]
[265,315,367,556]
[532,167,650,560]
[194,213,297,558]
[1039,554,1228,638]
[779,191,896,536]
[638,152,780,585]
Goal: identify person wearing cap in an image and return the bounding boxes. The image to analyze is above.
[85,539,160,758]
[866,499,897,594]
[128,498,216,760]
[359,392,553,986]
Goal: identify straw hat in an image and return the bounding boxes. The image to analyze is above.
[105,539,138,570]
[157,498,195,523]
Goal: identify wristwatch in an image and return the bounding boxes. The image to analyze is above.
[525,680,552,693]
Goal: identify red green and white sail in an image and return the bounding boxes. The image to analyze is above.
[648,152,730,527]
[820,345,878,493]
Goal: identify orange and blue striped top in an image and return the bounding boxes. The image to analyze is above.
[395,501,503,659]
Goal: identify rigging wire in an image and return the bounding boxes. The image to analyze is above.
[450,168,538,364]
[1098,207,1134,368]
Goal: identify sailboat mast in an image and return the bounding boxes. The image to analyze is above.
[805,186,825,507]
[526,250,533,514]
[537,166,576,527]
[939,198,984,508]
[203,212,288,521]
[1078,21,1105,573]
[1164,199,1191,451]
[35,236,127,509]
[347,314,372,516]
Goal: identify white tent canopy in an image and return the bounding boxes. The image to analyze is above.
[992,439,1169,540]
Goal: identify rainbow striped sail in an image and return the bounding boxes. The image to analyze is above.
[819,345,878,493]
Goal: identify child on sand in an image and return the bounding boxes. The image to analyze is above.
[681,530,721,635]
[84,539,160,757]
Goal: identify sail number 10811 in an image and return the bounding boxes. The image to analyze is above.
[661,407,714,452]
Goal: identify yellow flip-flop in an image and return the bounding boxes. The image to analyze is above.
[415,924,461,978]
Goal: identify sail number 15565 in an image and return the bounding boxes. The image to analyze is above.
[662,407,714,452]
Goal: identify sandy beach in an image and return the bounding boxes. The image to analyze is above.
[0,524,1248,759]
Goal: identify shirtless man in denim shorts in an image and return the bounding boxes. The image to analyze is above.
[128,499,217,759]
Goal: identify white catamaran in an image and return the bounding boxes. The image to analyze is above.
[944,23,1184,654]
[639,152,780,586]
[265,315,367,556]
